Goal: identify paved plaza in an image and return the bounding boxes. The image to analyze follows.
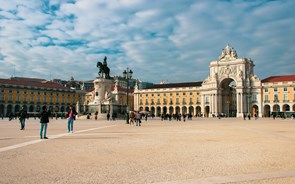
[0,117,294,184]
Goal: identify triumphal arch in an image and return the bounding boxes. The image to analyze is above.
[201,44,262,117]
[134,44,264,118]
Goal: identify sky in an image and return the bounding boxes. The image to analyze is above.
[0,0,295,84]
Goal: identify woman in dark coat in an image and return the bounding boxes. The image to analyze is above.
[40,106,50,139]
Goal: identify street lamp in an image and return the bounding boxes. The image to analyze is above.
[123,68,133,124]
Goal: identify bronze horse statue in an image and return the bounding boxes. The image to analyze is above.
[97,56,110,79]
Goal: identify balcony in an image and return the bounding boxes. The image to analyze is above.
[264,100,270,103]
[283,100,289,103]
[182,102,187,105]
[196,102,201,105]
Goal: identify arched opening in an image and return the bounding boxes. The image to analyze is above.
[145,107,150,112]
[220,78,237,117]
[252,105,258,117]
[163,106,167,115]
[0,104,4,116]
[264,105,271,117]
[182,106,187,114]
[282,104,290,111]
[55,106,59,112]
[61,106,65,112]
[273,104,280,112]
[293,104,295,111]
[7,104,12,116]
[49,106,53,112]
[196,106,201,116]
[29,105,34,112]
[150,106,155,116]
[156,106,161,116]
[205,106,210,117]
[36,105,41,112]
[22,105,27,111]
[175,106,180,114]
[169,106,173,115]
[189,106,194,115]
[139,107,144,111]
[15,105,20,114]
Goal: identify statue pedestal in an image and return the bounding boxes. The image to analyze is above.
[88,77,114,119]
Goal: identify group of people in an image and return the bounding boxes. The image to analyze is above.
[17,105,77,139]
[129,111,142,126]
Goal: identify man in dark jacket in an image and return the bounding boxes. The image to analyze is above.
[18,106,27,130]
[40,106,50,139]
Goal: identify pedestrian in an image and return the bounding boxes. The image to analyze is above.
[39,106,50,139]
[243,113,246,120]
[129,111,135,126]
[135,111,141,126]
[18,106,27,130]
[248,113,251,120]
[67,106,77,133]
[95,111,98,120]
[112,113,116,120]
[107,113,110,120]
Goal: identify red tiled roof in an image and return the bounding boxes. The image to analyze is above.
[0,78,70,90]
[86,88,94,92]
[261,75,295,83]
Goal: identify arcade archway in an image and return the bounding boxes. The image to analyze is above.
[220,78,237,117]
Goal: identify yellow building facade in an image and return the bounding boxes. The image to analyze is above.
[134,45,295,118]
[0,77,84,116]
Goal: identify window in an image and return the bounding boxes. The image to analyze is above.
[30,92,34,102]
[176,93,179,96]
[197,97,200,103]
[16,91,20,101]
[140,99,142,104]
[274,88,278,92]
[190,92,193,95]
[190,98,192,103]
[157,99,160,104]
[264,88,268,92]
[176,98,179,104]
[183,92,186,95]
[205,97,209,104]
[252,95,257,102]
[274,94,278,102]
[264,95,269,101]
[164,93,166,96]
[183,98,186,103]
[283,94,287,101]
[283,87,288,92]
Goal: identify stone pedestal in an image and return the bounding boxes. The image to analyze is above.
[88,77,113,119]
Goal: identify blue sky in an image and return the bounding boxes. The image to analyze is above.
[0,0,294,83]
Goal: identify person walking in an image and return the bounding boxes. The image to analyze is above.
[67,106,77,133]
[18,106,27,130]
[135,111,141,126]
[40,106,50,139]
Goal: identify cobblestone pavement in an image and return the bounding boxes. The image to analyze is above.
[0,117,294,184]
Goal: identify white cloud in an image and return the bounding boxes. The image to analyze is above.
[0,0,294,83]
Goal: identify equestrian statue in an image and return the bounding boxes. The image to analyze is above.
[97,56,110,79]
